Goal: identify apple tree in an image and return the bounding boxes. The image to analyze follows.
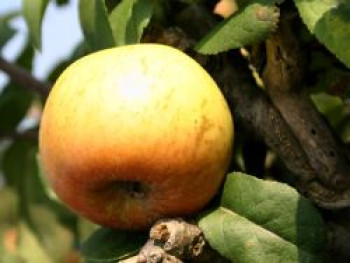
[0,0,350,262]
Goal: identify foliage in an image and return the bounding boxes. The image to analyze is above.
[22,0,49,50]
[81,228,147,262]
[195,2,279,54]
[0,0,349,262]
[0,12,20,49]
[198,172,326,263]
[79,0,153,50]
[294,0,350,68]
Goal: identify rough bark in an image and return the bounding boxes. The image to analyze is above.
[119,219,227,263]
[172,3,350,209]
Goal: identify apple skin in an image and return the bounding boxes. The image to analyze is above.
[39,44,234,230]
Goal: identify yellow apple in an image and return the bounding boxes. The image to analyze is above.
[39,44,233,230]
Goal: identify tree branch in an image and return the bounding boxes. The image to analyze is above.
[120,219,228,263]
[262,18,350,208]
[141,4,350,261]
[0,56,50,97]
[165,3,350,209]
[0,127,38,141]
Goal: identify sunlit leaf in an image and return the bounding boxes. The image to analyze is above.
[195,3,279,54]
[17,223,52,262]
[29,205,74,262]
[198,172,327,262]
[79,0,115,51]
[109,0,153,46]
[22,0,49,49]
[294,0,350,68]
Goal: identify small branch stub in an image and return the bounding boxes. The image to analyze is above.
[137,218,205,262]
[138,240,183,263]
[149,218,205,259]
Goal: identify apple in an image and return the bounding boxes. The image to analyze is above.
[39,44,234,230]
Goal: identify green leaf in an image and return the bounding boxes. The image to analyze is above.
[29,205,74,263]
[0,43,35,132]
[22,0,49,49]
[177,0,204,4]
[294,0,350,68]
[1,141,51,217]
[0,12,19,49]
[0,187,18,224]
[1,141,36,200]
[35,154,78,225]
[311,92,347,128]
[0,84,33,132]
[79,0,115,51]
[17,223,52,263]
[0,24,16,49]
[36,154,60,203]
[1,144,75,262]
[198,172,327,263]
[81,227,147,262]
[15,43,35,70]
[0,43,34,132]
[195,3,279,54]
[78,218,98,243]
[0,254,25,263]
[1,224,52,262]
[105,0,122,13]
[0,226,26,263]
[55,0,70,6]
[109,0,153,46]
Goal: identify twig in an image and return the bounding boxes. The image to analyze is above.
[148,218,205,260]
[0,128,38,141]
[0,56,50,96]
[137,219,204,262]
